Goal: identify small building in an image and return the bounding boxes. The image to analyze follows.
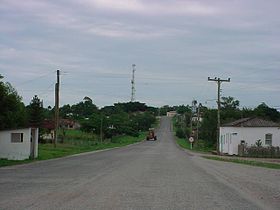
[191,116,203,122]
[41,119,55,140]
[60,119,81,130]
[219,118,280,155]
[41,119,81,141]
[167,111,177,117]
[0,128,39,160]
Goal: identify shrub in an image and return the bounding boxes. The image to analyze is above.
[240,145,280,158]
[176,128,185,138]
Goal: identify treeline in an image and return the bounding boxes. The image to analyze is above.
[61,100,157,138]
[0,75,157,139]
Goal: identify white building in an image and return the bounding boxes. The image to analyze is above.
[220,118,280,155]
[0,128,39,160]
[167,111,177,117]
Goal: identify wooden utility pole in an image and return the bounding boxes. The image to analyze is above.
[54,70,60,148]
[208,77,230,154]
[100,117,103,143]
[131,64,136,102]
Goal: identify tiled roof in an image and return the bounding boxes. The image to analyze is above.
[222,117,280,127]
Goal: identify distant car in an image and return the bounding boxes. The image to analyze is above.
[146,128,157,141]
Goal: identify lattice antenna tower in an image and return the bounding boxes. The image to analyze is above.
[131,64,136,102]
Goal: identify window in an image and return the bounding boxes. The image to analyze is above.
[265,134,272,146]
[11,133,23,143]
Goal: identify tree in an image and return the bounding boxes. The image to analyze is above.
[60,104,72,118]
[71,97,98,119]
[199,108,217,146]
[26,95,44,127]
[176,104,191,115]
[220,96,241,124]
[253,103,280,122]
[114,102,148,113]
[0,75,27,129]
[221,96,239,110]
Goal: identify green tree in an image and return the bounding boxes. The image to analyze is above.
[176,105,191,115]
[220,96,240,110]
[60,104,72,118]
[220,96,241,123]
[114,102,148,113]
[71,97,98,119]
[26,95,44,127]
[253,103,280,122]
[200,108,217,146]
[0,75,27,129]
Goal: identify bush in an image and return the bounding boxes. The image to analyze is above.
[239,145,280,158]
[176,128,185,138]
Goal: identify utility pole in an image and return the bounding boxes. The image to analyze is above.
[208,77,230,154]
[131,64,136,102]
[190,100,197,135]
[196,103,202,141]
[100,117,103,143]
[54,70,60,148]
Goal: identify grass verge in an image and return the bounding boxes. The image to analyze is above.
[172,117,213,153]
[203,156,280,170]
[0,132,145,167]
[176,137,213,153]
[0,159,33,167]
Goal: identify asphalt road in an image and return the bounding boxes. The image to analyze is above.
[0,117,279,210]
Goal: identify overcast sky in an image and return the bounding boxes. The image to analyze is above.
[1,0,280,109]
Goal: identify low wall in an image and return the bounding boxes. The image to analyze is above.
[238,144,280,158]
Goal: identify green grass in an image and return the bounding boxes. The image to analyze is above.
[172,117,213,153]
[0,132,146,167]
[0,159,33,167]
[176,137,192,150]
[176,137,213,153]
[59,129,95,140]
[203,156,280,170]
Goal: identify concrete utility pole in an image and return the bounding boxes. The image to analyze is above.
[196,103,202,141]
[131,64,136,102]
[190,100,197,136]
[54,70,60,148]
[208,77,230,154]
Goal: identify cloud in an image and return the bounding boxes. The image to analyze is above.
[0,0,190,39]
[88,0,220,16]
[1,0,280,107]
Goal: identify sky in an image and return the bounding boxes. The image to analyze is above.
[1,0,280,109]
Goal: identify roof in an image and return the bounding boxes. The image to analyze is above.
[222,117,280,127]
[41,119,55,130]
[41,119,80,130]
[0,127,38,132]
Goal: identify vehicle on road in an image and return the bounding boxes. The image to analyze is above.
[146,128,157,141]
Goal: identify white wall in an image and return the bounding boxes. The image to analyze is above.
[0,128,38,160]
[167,112,177,117]
[220,127,280,155]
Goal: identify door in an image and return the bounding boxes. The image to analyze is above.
[30,129,36,159]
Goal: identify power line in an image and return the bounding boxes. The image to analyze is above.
[16,71,55,87]
[37,82,56,97]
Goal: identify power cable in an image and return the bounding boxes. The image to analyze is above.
[16,71,55,87]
